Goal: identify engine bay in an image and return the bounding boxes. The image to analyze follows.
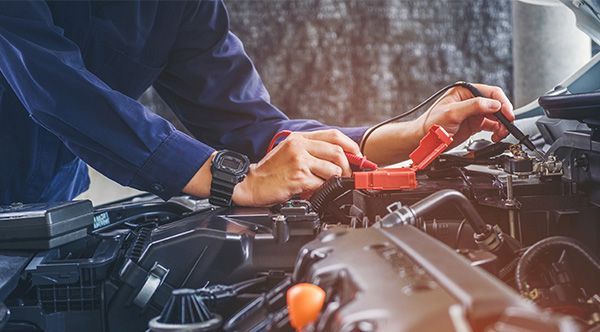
[0,102,599,332]
[4,0,600,330]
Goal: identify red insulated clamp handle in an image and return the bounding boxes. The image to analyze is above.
[345,153,378,170]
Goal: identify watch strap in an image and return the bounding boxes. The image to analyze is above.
[209,150,249,207]
[209,173,236,207]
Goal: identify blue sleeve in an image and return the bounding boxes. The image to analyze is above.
[0,1,214,199]
[153,0,368,162]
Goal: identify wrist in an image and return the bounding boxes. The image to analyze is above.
[232,165,257,207]
[411,116,427,142]
[182,150,253,206]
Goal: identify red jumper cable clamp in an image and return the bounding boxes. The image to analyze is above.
[266,130,378,170]
[353,124,453,190]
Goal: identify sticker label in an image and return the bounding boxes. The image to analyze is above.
[93,212,110,229]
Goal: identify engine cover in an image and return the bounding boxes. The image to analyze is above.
[293,225,549,332]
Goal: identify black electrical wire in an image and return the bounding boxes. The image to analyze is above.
[195,276,269,304]
[359,81,473,154]
[448,154,500,165]
[309,176,355,215]
[231,275,268,293]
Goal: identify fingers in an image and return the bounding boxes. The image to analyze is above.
[299,129,362,156]
[446,100,510,143]
[304,139,352,176]
[443,84,515,143]
[306,153,343,180]
[478,117,509,142]
[300,172,326,192]
[277,133,351,179]
[446,97,502,120]
[469,83,515,122]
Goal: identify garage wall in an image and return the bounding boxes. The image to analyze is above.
[226,0,513,125]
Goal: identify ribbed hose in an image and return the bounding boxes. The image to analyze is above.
[499,256,520,282]
[515,236,600,293]
[309,177,355,215]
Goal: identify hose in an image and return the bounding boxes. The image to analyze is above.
[408,189,488,234]
[309,176,355,215]
[379,189,521,267]
[515,236,600,293]
[499,255,520,282]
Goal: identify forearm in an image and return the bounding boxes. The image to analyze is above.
[361,119,425,166]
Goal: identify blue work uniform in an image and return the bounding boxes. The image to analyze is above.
[0,1,367,205]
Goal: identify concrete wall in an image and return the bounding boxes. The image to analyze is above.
[227,0,513,125]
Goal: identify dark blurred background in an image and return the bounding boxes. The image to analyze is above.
[142,0,513,128]
[225,0,512,126]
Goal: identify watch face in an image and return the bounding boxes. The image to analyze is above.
[215,151,249,175]
[221,156,243,172]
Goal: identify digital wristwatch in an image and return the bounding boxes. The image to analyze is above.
[209,150,250,207]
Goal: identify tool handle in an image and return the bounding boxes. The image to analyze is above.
[493,112,535,150]
[494,112,520,138]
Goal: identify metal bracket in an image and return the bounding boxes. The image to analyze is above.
[133,262,170,308]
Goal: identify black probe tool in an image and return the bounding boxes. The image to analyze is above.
[460,82,546,161]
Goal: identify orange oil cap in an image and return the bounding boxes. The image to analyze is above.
[287,283,326,331]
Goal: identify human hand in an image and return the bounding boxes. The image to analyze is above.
[415,83,515,147]
[232,129,360,207]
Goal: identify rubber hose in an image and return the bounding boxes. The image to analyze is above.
[409,189,488,234]
[309,177,355,215]
[515,236,600,293]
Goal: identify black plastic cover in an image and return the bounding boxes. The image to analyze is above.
[0,200,93,249]
[539,90,600,122]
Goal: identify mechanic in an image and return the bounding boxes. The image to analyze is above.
[0,1,514,207]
